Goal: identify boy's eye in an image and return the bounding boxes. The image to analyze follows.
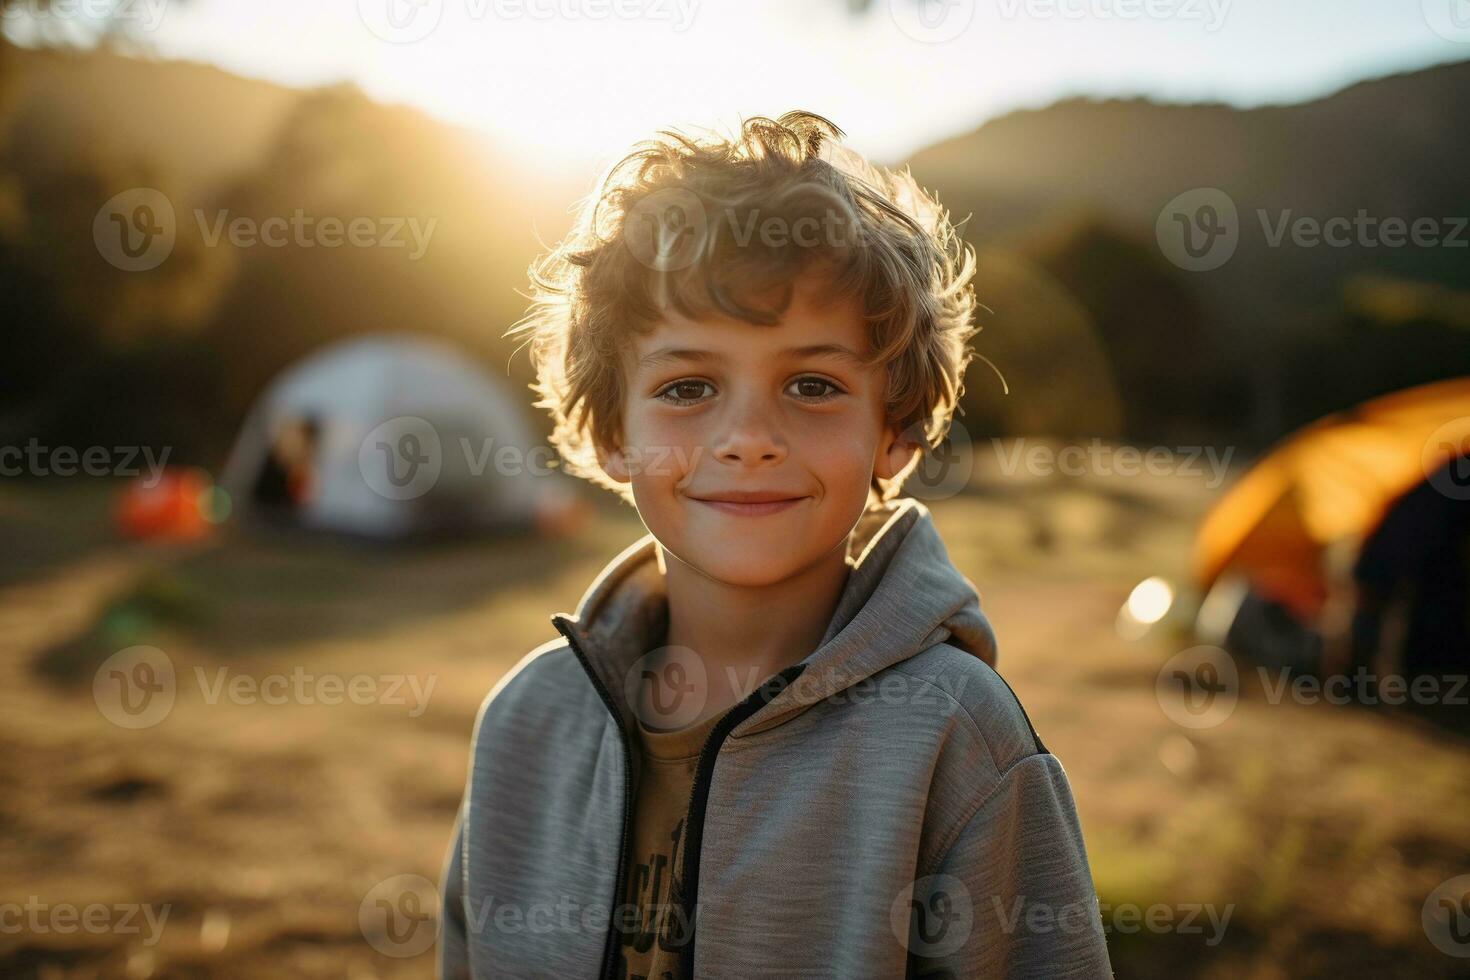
[655,380,714,405]
[654,376,845,406]
[787,376,843,402]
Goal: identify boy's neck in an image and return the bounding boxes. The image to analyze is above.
[657,539,851,722]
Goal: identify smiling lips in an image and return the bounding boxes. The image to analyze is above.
[689,491,808,517]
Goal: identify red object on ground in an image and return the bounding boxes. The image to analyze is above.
[115,468,213,541]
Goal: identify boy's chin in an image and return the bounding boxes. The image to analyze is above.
[699,555,805,587]
[678,544,819,590]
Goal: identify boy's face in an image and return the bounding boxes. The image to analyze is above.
[600,273,917,587]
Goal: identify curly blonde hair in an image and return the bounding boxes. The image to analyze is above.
[506,110,979,506]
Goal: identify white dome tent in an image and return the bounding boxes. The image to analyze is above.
[221,334,581,539]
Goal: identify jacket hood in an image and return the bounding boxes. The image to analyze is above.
[550,497,997,739]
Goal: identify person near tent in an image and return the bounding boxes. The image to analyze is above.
[251,415,321,522]
[1349,452,1470,682]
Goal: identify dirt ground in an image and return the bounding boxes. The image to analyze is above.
[4,460,1469,979]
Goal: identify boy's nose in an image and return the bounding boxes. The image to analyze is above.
[712,400,788,466]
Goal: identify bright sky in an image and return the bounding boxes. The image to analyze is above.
[67,0,1470,176]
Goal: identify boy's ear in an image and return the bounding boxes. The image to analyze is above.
[874,424,922,483]
[595,438,632,485]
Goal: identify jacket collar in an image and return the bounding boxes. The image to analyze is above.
[550,497,997,739]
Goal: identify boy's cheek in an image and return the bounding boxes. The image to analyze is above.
[622,444,704,486]
[619,418,700,482]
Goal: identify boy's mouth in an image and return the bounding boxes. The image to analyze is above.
[688,490,809,517]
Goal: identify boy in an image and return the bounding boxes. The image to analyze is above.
[440,111,1113,978]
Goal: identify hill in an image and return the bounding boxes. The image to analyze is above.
[905,61,1470,441]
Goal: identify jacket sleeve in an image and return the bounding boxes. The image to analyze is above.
[438,807,470,980]
[908,753,1114,979]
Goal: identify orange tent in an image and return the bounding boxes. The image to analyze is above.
[1192,378,1470,621]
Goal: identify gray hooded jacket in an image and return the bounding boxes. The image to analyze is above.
[441,498,1114,978]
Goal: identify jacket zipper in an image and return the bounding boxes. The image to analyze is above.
[675,663,806,978]
[556,612,806,980]
[552,617,635,980]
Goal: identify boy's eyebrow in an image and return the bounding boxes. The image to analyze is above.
[638,344,869,370]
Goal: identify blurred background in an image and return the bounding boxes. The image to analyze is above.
[3,1,1469,977]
